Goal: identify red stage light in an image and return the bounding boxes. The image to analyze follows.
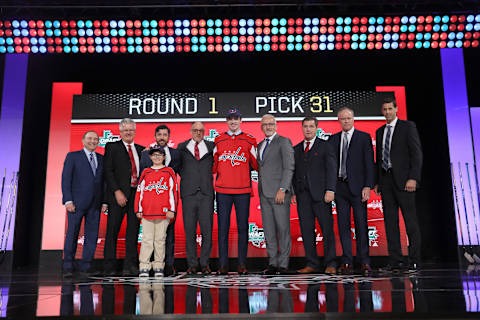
[28,20,36,28]
[384,25,392,33]
[367,42,374,50]
[55,38,62,45]
[432,33,440,40]
[158,20,166,28]
[440,32,447,40]
[191,20,198,28]
[393,17,400,24]
[61,21,68,28]
[143,45,151,53]
[449,24,456,31]
[296,18,303,26]
[86,37,94,45]
[152,45,159,53]
[191,28,198,36]
[375,42,382,49]
[184,45,191,52]
[320,26,328,34]
[407,33,415,41]
[279,43,286,51]
[70,21,77,28]
[295,27,302,34]
[47,38,54,45]
[464,40,471,47]
[134,20,141,28]
[385,17,392,24]
[247,44,254,51]
[311,43,318,50]
[352,26,359,33]
[458,15,466,23]
[450,15,458,23]
[119,37,126,45]
[20,46,29,53]
[392,25,399,32]
[360,26,367,33]
[79,37,87,45]
[328,26,335,33]
[319,18,327,25]
[288,18,295,26]
[344,34,350,41]
[199,28,206,36]
[457,24,465,31]
[465,32,472,39]
[215,36,222,43]
[247,35,254,43]
[94,29,101,37]
[439,41,447,48]
[304,35,311,42]
[22,37,29,45]
[426,16,433,23]
[255,27,262,35]
[336,34,343,41]
[328,18,335,25]
[48,46,55,53]
[159,29,166,36]
[472,40,479,47]
[144,37,151,44]
[287,27,295,34]
[343,42,351,50]
[4,21,11,28]
[199,19,206,28]
[417,16,425,24]
[94,20,101,28]
[376,34,383,41]
[167,29,174,36]
[417,25,424,32]
[399,42,406,49]
[135,29,142,36]
[207,36,214,43]
[176,45,182,52]
[126,20,133,28]
[431,41,438,48]
[0,30,3,37]
[352,17,359,25]
[425,25,432,32]
[255,19,262,27]
[304,43,311,50]
[56,46,63,53]
[312,35,319,42]
[231,19,239,27]
[37,20,44,28]
[335,43,342,50]
[80,45,87,53]
[279,35,286,42]
[14,38,21,45]
[30,29,37,37]
[239,44,246,51]
[223,28,230,35]
[151,37,158,44]
[407,41,414,49]
[215,44,222,52]
[38,29,45,37]
[271,43,278,51]
[239,36,246,43]
[112,46,119,53]
[70,29,77,36]
[272,35,278,42]
[368,34,375,41]
[264,19,271,26]
[166,20,174,28]
[360,17,368,24]
[127,29,134,36]
[120,46,127,53]
[111,38,118,45]
[223,19,230,27]
[231,28,238,35]
[5,30,12,37]
[474,32,480,39]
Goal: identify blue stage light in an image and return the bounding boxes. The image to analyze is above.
[174,20,182,28]
[6,38,13,45]
[336,26,343,33]
[384,34,391,41]
[434,16,441,23]
[12,20,20,28]
[359,42,366,50]
[118,29,126,37]
[247,19,255,27]
[192,45,199,52]
[127,45,135,53]
[239,19,246,27]
[423,41,430,48]
[136,45,143,53]
[239,27,246,35]
[400,25,408,33]
[175,29,182,36]
[215,19,222,27]
[368,17,376,24]
[135,37,143,45]
[280,18,287,26]
[71,38,78,45]
[327,43,334,50]
[191,37,198,44]
[103,37,110,44]
[475,14,480,22]
[448,32,455,40]
[151,29,158,37]
[199,44,206,52]
[351,42,358,50]
[304,27,311,34]
[280,27,287,34]
[424,33,431,40]
[287,35,294,42]
[13,30,21,37]
[344,17,352,25]
[224,44,231,52]
[159,37,167,44]
[351,34,359,41]
[7,47,14,53]
[160,45,167,52]
[118,20,126,28]
[72,46,79,53]
[232,36,238,43]
[63,38,70,44]
[455,40,463,48]
[199,36,206,44]
[287,43,294,51]
[376,25,383,33]
[304,18,311,25]
[86,29,94,37]
[320,35,327,42]
[77,21,85,28]
[312,18,320,25]
[54,29,61,37]
[337,17,344,25]
[441,25,448,32]
[383,42,391,49]
[319,43,326,50]
[109,20,117,29]
[232,44,239,51]
[223,36,230,43]
[207,28,214,36]
[144,29,151,36]
[447,40,454,48]
[104,45,111,53]
[247,27,254,35]
[433,24,440,32]
[295,35,302,42]
[377,17,384,24]
[312,26,319,34]
[295,43,302,50]
[327,34,335,42]
[415,41,422,48]
[53,20,60,28]
[207,19,214,27]
[409,16,417,24]
[272,18,279,26]
[31,46,39,53]
[20,20,28,28]
[215,28,222,35]
[38,38,46,45]
[466,24,473,31]
[0,39,5,45]
[475,24,480,31]
[456,32,464,39]
[64,46,71,53]
[263,35,270,43]
[467,15,475,23]
[182,20,189,28]
[39,46,47,53]
[408,25,416,32]
[45,20,53,28]
[416,33,423,40]
[359,34,367,41]
[272,27,279,34]
[127,37,134,45]
[442,15,449,23]
[167,37,175,44]
[401,16,408,24]
[264,44,270,51]
[254,44,261,51]
[111,29,118,37]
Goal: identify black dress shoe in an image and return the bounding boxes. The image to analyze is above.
[186,267,198,275]
[201,266,211,275]
[122,265,139,276]
[262,265,277,275]
[238,264,248,275]
[164,265,177,276]
[78,268,101,278]
[63,269,73,278]
[360,264,373,276]
[277,267,292,275]
[216,266,228,275]
[104,269,116,276]
[338,263,354,275]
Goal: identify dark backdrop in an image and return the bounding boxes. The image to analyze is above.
[11,48,469,268]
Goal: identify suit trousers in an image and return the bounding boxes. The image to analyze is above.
[165,220,175,267]
[259,193,291,269]
[297,191,336,269]
[104,187,140,271]
[335,181,370,265]
[381,171,421,265]
[139,218,170,271]
[182,192,214,268]
[63,206,100,271]
[216,192,250,267]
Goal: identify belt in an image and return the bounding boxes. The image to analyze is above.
[337,177,348,182]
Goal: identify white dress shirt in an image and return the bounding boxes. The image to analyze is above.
[123,140,140,177]
[338,127,355,177]
[382,117,398,168]
[259,132,276,160]
[186,139,208,159]
[83,147,97,170]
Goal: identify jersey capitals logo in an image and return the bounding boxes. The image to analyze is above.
[144,177,169,194]
[98,130,121,147]
[218,147,247,166]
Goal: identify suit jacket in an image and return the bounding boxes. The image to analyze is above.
[292,138,337,202]
[330,129,375,196]
[375,119,423,191]
[257,134,295,198]
[61,150,104,210]
[177,139,215,198]
[103,140,145,202]
[140,146,181,175]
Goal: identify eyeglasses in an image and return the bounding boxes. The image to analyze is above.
[151,153,165,157]
[192,129,205,133]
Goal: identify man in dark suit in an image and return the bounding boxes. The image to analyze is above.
[103,118,145,276]
[374,97,423,272]
[61,130,107,278]
[292,116,337,274]
[177,122,215,275]
[139,124,181,276]
[330,107,375,275]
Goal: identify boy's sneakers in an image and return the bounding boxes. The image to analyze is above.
[154,269,164,277]
[139,269,149,277]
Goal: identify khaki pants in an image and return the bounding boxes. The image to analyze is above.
[139,283,165,315]
[139,218,170,271]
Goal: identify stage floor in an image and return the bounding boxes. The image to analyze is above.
[2,266,480,319]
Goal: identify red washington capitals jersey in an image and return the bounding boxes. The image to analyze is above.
[134,167,178,220]
[213,132,258,194]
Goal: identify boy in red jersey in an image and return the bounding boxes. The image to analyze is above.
[135,147,178,277]
[213,108,258,275]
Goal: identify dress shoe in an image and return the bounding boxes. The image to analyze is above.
[337,264,354,275]
[104,269,116,276]
[238,264,248,275]
[360,264,372,276]
[63,269,73,278]
[201,265,212,275]
[186,267,198,275]
[78,268,101,278]
[297,266,319,274]
[216,266,228,275]
[277,267,292,275]
[122,265,139,276]
[406,263,420,274]
[378,263,404,274]
[164,265,177,276]
[325,266,337,275]
[262,265,277,275]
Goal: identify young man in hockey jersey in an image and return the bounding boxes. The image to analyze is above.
[134,147,178,277]
[213,108,258,275]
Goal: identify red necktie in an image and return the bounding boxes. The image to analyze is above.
[304,141,310,153]
[194,142,200,160]
[128,144,138,187]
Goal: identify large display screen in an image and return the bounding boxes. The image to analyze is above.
[42,84,409,259]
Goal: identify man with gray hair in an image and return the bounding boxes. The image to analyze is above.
[103,118,145,276]
[257,114,295,275]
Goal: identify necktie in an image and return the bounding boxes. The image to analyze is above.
[89,152,96,176]
[194,141,200,160]
[261,138,270,160]
[304,141,310,153]
[128,144,138,187]
[382,125,392,171]
[341,132,348,179]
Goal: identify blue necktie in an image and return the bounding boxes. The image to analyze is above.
[382,125,392,170]
[261,138,270,161]
[340,132,348,179]
[89,152,96,176]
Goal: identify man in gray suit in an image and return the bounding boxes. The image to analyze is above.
[257,114,295,275]
[177,122,215,275]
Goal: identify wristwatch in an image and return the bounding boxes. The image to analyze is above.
[279,188,286,192]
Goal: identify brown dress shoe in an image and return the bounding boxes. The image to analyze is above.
[297,266,318,274]
[338,264,353,275]
[238,264,248,275]
[361,264,372,276]
[325,266,337,275]
[216,266,228,275]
